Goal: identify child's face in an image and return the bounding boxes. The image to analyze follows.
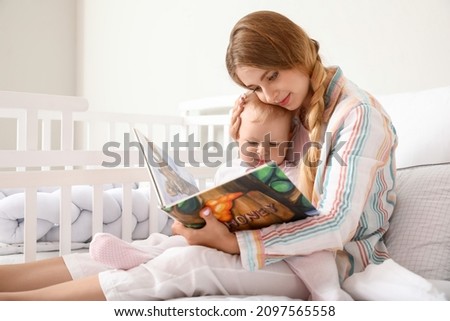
[237,107,292,167]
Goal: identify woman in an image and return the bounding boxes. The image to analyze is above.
[224,10,397,292]
[0,11,438,301]
[224,11,443,301]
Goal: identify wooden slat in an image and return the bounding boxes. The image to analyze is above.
[61,111,73,151]
[23,187,38,262]
[0,150,140,167]
[149,185,159,234]
[0,167,147,189]
[92,184,104,236]
[0,91,88,112]
[59,185,72,255]
[26,109,39,151]
[121,183,133,242]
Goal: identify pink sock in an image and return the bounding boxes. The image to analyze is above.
[89,233,152,270]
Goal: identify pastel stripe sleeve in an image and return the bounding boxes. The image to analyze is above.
[235,230,265,271]
[236,103,396,271]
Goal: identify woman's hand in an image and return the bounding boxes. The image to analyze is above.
[229,92,250,140]
[171,207,240,255]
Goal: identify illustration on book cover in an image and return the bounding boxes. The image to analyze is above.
[164,164,319,232]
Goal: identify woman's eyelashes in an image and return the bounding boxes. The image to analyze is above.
[246,71,278,92]
[268,71,279,82]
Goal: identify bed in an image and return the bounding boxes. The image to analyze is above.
[0,89,449,300]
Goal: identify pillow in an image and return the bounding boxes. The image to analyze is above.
[376,86,450,169]
[384,163,450,281]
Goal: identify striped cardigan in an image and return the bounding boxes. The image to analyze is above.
[236,67,398,280]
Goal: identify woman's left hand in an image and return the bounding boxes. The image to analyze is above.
[172,207,240,255]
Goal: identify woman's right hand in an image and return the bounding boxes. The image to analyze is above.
[229,93,249,140]
[172,207,240,254]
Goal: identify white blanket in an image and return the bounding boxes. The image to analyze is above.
[342,259,448,300]
[0,184,170,247]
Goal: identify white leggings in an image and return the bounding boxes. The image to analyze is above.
[63,233,310,301]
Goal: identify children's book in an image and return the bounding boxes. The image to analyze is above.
[134,128,319,232]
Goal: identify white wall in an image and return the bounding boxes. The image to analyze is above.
[77,0,450,115]
[1,0,449,115]
[0,0,76,149]
[0,0,76,95]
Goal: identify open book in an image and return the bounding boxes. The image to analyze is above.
[134,128,319,232]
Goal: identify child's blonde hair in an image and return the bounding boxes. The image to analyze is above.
[240,93,293,127]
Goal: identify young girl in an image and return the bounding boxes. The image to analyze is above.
[0,10,442,301]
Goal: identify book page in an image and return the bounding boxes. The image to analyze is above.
[134,128,199,207]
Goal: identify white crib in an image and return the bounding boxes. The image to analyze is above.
[0,91,236,263]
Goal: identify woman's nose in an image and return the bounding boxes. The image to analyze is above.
[261,88,279,105]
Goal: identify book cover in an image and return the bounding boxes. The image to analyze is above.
[134,128,319,232]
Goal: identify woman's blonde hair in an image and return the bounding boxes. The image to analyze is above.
[226,11,328,201]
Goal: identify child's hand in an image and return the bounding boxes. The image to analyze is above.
[171,207,240,255]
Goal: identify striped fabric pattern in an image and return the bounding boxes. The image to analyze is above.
[236,67,398,280]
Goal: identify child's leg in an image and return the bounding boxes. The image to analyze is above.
[0,257,73,292]
[285,251,353,300]
[89,233,187,270]
[132,233,188,253]
[98,245,310,300]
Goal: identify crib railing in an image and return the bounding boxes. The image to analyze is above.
[0,91,232,262]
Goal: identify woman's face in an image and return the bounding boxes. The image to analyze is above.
[235,66,310,111]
